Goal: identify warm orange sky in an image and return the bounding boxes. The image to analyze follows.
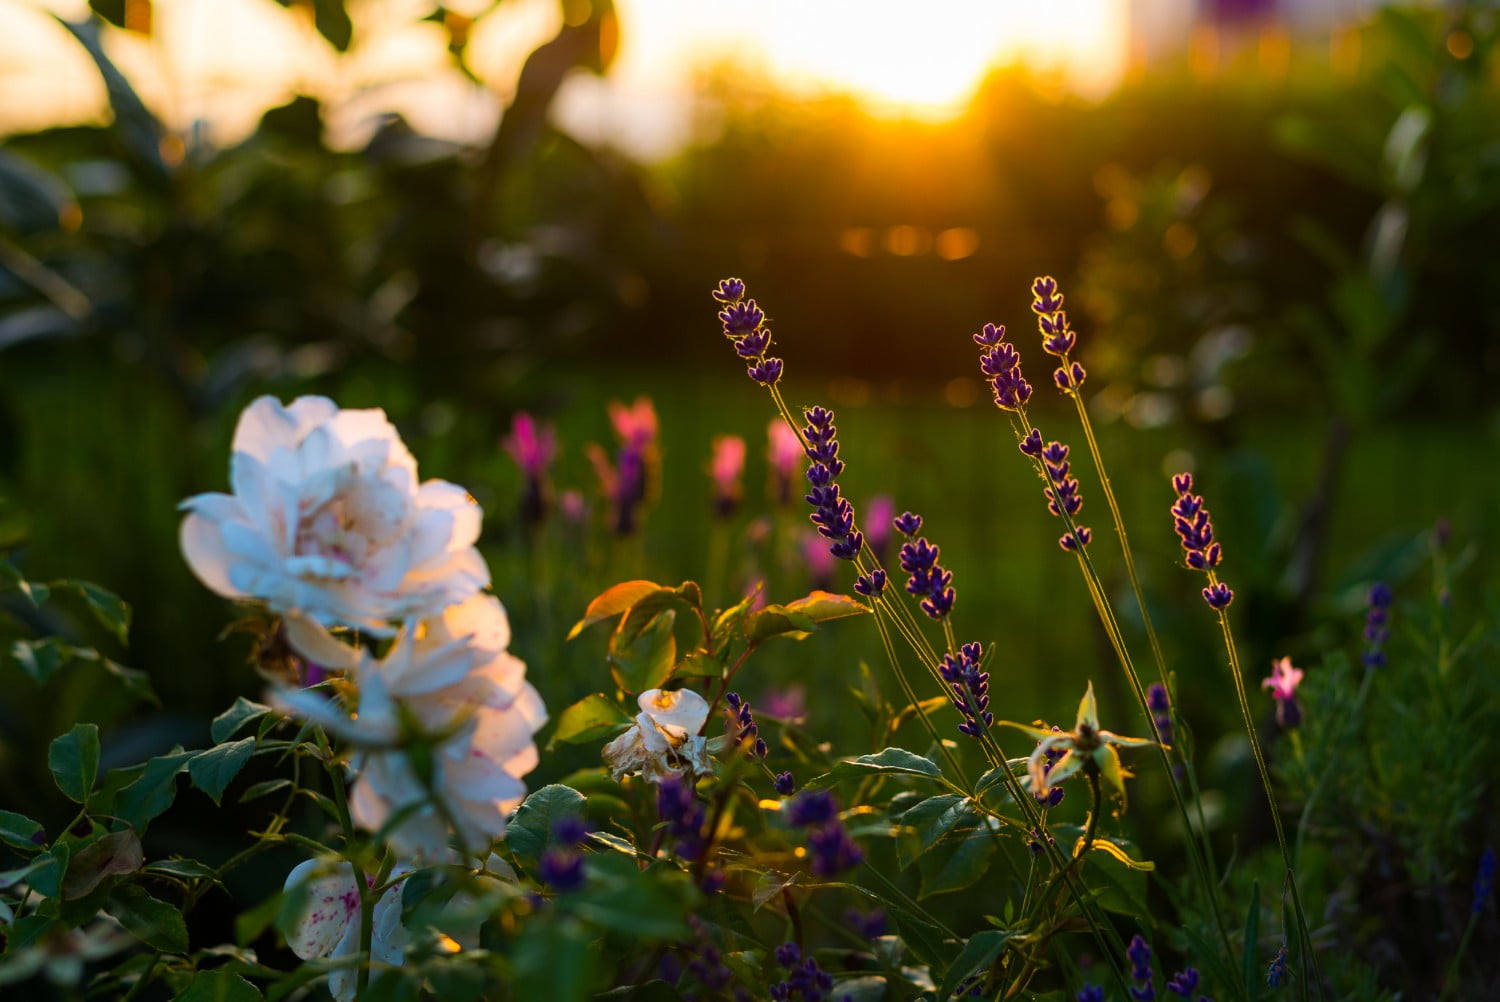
[0,0,1130,158]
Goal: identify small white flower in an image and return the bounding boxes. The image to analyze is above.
[602,687,713,783]
[1004,682,1154,806]
[282,858,411,1002]
[274,596,547,859]
[180,395,488,634]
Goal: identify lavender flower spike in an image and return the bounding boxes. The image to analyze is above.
[711,277,783,386]
[937,642,994,738]
[1030,274,1088,393]
[1034,436,1093,552]
[802,406,863,563]
[970,320,1033,410]
[1171,472,1234,610]
[898,524,958,619]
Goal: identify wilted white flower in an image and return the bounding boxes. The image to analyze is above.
[282,858,411,1002]
[602,687,713,783]
[1004,682,1154,807]
[275,595,547,858]
[179,395,488,634]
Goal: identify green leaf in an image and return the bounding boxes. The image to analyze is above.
[0,855,53,891]
[145,858,219,883]
[506,784,585,865]
[895,794,970,869]
[238,778,293,803]
[917,826,996,899]
[115,750,196,833]
[938,930,1015,1001]
[549,694,631,749]
[10,637,68,684]
[974,759,1029,800]
[0,809,46,852]
[27,843,69,898]
[744,606,817,643]
[52,579,131,645]
[0,560,49,606]
[188,739,255,805]
[62,830,142,899]
[710,590,758,650]
[670,650,721,680]
[513,915,593,1002]
[49,723,100,804]
[177,970,265,1002]
[567,580,667,640]
[105,882,189,953]
[815,748,943,787]
[212,698,272,743]
[608,610,677,694]
[783,590,870,623]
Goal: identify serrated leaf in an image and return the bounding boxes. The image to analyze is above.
[106,882,188,953]
[178,969,265,1002]
[506,784,586,865]
[549,694,631,749]
[567,580,667,640]
[62,830,142,899]
[0,809,46,852]
[49,723,100,804]
[53,579,131,645]
[212,697,272,743]
[115,750,195,833]
[188,739,255,805]
[938,930,1015,1001]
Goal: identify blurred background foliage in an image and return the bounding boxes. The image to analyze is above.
[0,0,1497,995]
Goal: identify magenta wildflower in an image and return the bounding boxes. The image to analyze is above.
[1261,657,1304,728]
[801,530,837,591]
[709,435,746,519]
[864,493,896,560]
[589,396,659,536]
[503,412,557,524]
[767,419,803,506]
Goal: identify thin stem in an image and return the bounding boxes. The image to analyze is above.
[1213,599,1320,1000]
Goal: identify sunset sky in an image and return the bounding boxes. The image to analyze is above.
[0,0,1131,158]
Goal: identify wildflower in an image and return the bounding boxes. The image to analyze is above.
[1362,582,1393,669]
[1265,946,1289,988]
[771,944,834,1001]
[971,321,1033,410]
[502,412,557,525]
[656,773,709,860]
[713,277,784,387]
[1077,987,1105,1002]
[1004,682,1154,805]
[1127,934,1156,1000]
[893,510,923,537]
[853,568,887,598]
[1028,826,1057,855]
[538,817,587,893]
[601,687,713,784]
[802,406,864,562]
[179,395,488,635]
[709,435,746,519]
[844,907,887,939]
[1030,275,1088,394]
[787,790,863,876]
[802,530,838,592]
[937,642,993,738]
[898,523,957,619]
[864,494,896,560]
[1037,438,1093,552]
[774,771,796,796]
[1261,657,1304,729]
[276,595,547,858]
[1147,682,1174,747]
[282,857,413,1002]
[767,419,803,506]
[1165,967,1200,997]
[724,691,768,761]
[1034,728,1069,807]
[590,396,659,536]
[1473,847,1496,914]
[1170,472,1233,610]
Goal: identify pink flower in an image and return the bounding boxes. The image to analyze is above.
[864,494,895,555]
[502,412,556,479]
[1261,657,1303,701]
[767,420,803,505]
[710,435,746,517]
[1262,656,1305,728]
[802,530,836,590]
[609,397,658,451]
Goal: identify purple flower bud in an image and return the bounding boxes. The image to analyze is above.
[748,357,784,385]
[893,510,923,536]
[712,277,746,303]
[735,329,772,357]
[719,300,765,336]
[1172,472,1193,495]
[853,569,887,596]
[1203,583,1234,610]
[1058,527,1092,551]
[1165,967,1200,997]
[787,790,838,828]
[1019,429,1043,456]
[538,847,585,892]
[774,771,796,796]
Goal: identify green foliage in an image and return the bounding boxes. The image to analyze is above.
[48,723,100,804]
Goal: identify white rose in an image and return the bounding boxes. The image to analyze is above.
[282,858,412,1002]
[180,395,488,633]
[601,687,713,783]
[274,596,547,859]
